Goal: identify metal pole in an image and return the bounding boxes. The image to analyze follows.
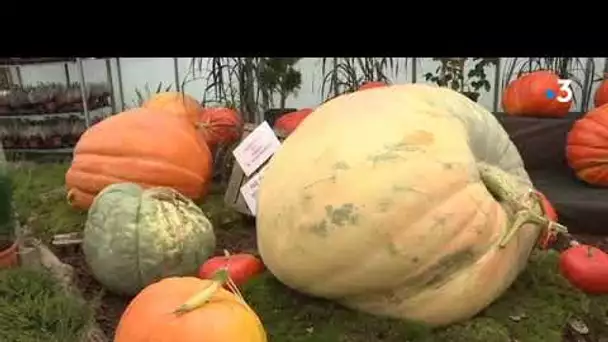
[581,58,594,112]
[15,66,22,86]
[492,58,501,113]
[105,58,117,114]
[63,63,71,85]
[76,58,91,127]
[116,58,125,111]
[411,58,417,83]
[173,58,181,92]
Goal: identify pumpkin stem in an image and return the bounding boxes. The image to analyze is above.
[66,189,76,206]
[587,246,595,258]
[477,163,569,248]
[172,269,229,315]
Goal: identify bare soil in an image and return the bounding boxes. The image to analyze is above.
[54,218,258,339]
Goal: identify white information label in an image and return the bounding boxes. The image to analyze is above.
[233,121,281,177]
[240,165,269,215]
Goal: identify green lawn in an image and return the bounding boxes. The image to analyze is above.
[0,268,95,342]
[8,161,608,342]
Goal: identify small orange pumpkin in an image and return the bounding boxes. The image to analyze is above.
[273,108,314,136]
[358,81,388,91]
[114,275,267,342]
[566,104,608,186]
[65,108,212,210]
[198,107,243,148]
[143,92,203,124]
[502,70,572,118]
[594,76,608,108]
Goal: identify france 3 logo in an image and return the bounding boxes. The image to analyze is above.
[545,79,573,103]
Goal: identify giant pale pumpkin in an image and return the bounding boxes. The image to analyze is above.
[143,92,203,124]
[566,104,608,186]
[594,76,608,108]
[66,108,212,210]
[115,275,267,342]
[273,108,314,136]
[502,70,572,117]
[257,84,546,327]
[83,183,216,295]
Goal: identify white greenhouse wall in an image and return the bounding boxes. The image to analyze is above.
[10,57,608,115]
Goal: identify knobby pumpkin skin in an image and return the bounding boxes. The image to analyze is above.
[143,92,203,125]
[502,70,572,117]
[595,77,608,108]
[198,107,243,148]
[114,276,267,342]
[273,108,314,136]
[65,108,213,209]
[566,104,608,186]
[257,84,541,327]
[83,183,216,296]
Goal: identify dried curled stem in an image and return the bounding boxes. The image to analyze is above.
[477,163,569,248]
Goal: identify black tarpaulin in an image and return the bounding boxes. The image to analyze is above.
[495,113,607,235]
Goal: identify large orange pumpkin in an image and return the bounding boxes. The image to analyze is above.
[502,70,572,117]
[273,108,314,136]
[143,92,203,124]
[594,77,608,108]
[198,107,243,148]
[358,81,388,91]
[566,104,608,186]
[114,276,267,342]
[66,108,212,209]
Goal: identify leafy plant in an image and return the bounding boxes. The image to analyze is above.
[258,58,302,110]
[424,58,498,102]
[502,57,603,112]
[320,58,406,100]
[0,170,13,249]
[133,82,173,107]
[185,58,259,123]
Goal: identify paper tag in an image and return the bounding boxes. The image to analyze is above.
[233,121,281,177]
[240,165,269,215]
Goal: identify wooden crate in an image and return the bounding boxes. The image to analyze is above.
[224,123,287,216]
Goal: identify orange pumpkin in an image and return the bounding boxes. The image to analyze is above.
[502,70,572,117]
[65,108,212,210]
[143,92,203,124]
[358,81,388,91]
[594,77,608,108]
[566,104,608,186]
[198,107,243,148]
[273,108,314,136]
[114,276,267,342]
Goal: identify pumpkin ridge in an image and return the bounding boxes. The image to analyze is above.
[74,144,210,174]
[580,118,608,141]
[567,148,608,169]
[70,153,207,187]
[67,170,168,196]
[386,183,503,297]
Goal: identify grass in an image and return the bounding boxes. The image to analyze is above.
[240,250,608,342]
[8,161,608,341]
[0,268,95,342]
[9,162,85,241]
